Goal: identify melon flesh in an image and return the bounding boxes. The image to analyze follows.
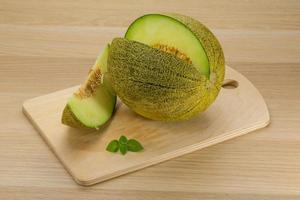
[62,45,116,129]
[125,14,210,77]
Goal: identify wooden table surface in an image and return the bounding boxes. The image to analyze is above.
[0,0,299,199]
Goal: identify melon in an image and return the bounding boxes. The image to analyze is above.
[107,14,225,121]
[61,45,116,129]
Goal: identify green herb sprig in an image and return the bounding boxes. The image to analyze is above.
[106,135,143,155]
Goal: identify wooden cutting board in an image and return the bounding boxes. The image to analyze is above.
[23,66,270,186]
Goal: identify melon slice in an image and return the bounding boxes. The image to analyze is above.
[62,45,116,129]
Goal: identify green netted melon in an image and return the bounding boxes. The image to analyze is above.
[108,14,225,121]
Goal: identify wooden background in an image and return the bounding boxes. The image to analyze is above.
[0,0,299,199]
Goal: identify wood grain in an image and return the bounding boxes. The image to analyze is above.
[0,0,300,199]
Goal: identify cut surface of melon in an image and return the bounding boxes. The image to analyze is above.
[125,14,210,77]
[62,44,116,129]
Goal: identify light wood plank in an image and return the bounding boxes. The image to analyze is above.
[1,0,299,30]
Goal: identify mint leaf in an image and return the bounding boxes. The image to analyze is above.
[119,135,128,145]
[119,144,127,155]
[106,136,143,155]
[127,139,144,152]
[106,140,119,153]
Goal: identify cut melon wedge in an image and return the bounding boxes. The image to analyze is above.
[62,44,116,129]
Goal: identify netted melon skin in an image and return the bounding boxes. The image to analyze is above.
[62,105,88,129]
[108,14,225,121]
